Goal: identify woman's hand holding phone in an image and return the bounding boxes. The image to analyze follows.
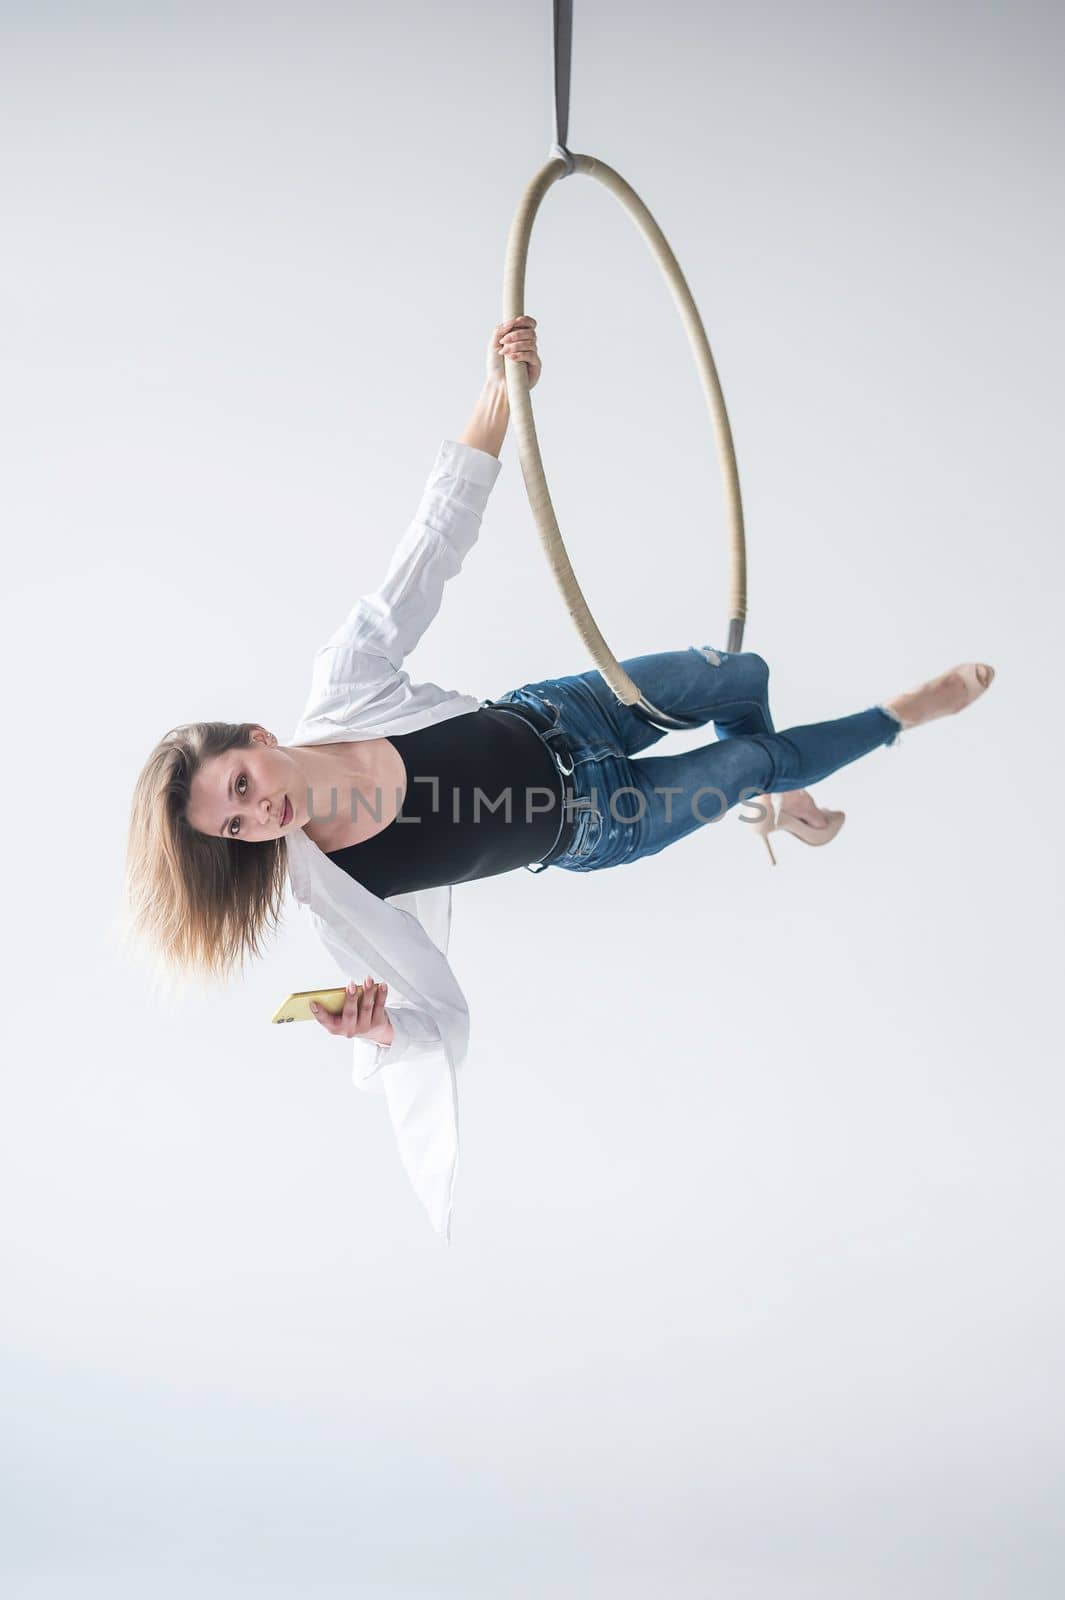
[311,977,394,1046]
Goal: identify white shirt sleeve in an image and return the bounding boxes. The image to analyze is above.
[310,906,467,1245]
[349,1000,441,1081]
[350,1005,459,1244]
[316,438,503,679]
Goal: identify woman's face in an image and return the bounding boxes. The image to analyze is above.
[186,727,304,842]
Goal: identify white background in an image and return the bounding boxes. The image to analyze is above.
[2,2,1062,1595]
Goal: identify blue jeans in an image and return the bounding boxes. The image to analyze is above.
[493,645,903,873]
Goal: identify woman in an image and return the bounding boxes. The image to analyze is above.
[125,315,995,1241]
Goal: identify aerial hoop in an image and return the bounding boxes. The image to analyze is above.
[501,148,748,732]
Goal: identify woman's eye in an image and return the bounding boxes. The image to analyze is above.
[230,773,247,836]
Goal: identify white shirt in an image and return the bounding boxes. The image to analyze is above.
[284,437,505,1244]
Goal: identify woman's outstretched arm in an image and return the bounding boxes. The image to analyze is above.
[459,376,510,458]
[297,318,540,703]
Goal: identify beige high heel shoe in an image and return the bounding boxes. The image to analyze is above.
[747,794,846,866]
[882,662,996,735]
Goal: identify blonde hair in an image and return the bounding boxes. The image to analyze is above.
[121,720,289,995]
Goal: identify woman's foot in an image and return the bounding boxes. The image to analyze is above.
[884,662,995,731]
[777,788,834,829]
[747,790,846,864]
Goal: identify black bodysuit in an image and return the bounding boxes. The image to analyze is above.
[325,706,578,899]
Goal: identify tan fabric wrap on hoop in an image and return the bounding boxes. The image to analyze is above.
[502,150,748,729]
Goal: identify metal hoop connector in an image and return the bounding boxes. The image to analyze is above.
[550,142,576,178]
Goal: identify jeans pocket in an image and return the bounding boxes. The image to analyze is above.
[565,793,604,859]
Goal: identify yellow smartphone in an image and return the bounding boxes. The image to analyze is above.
[270,985,362,1024]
